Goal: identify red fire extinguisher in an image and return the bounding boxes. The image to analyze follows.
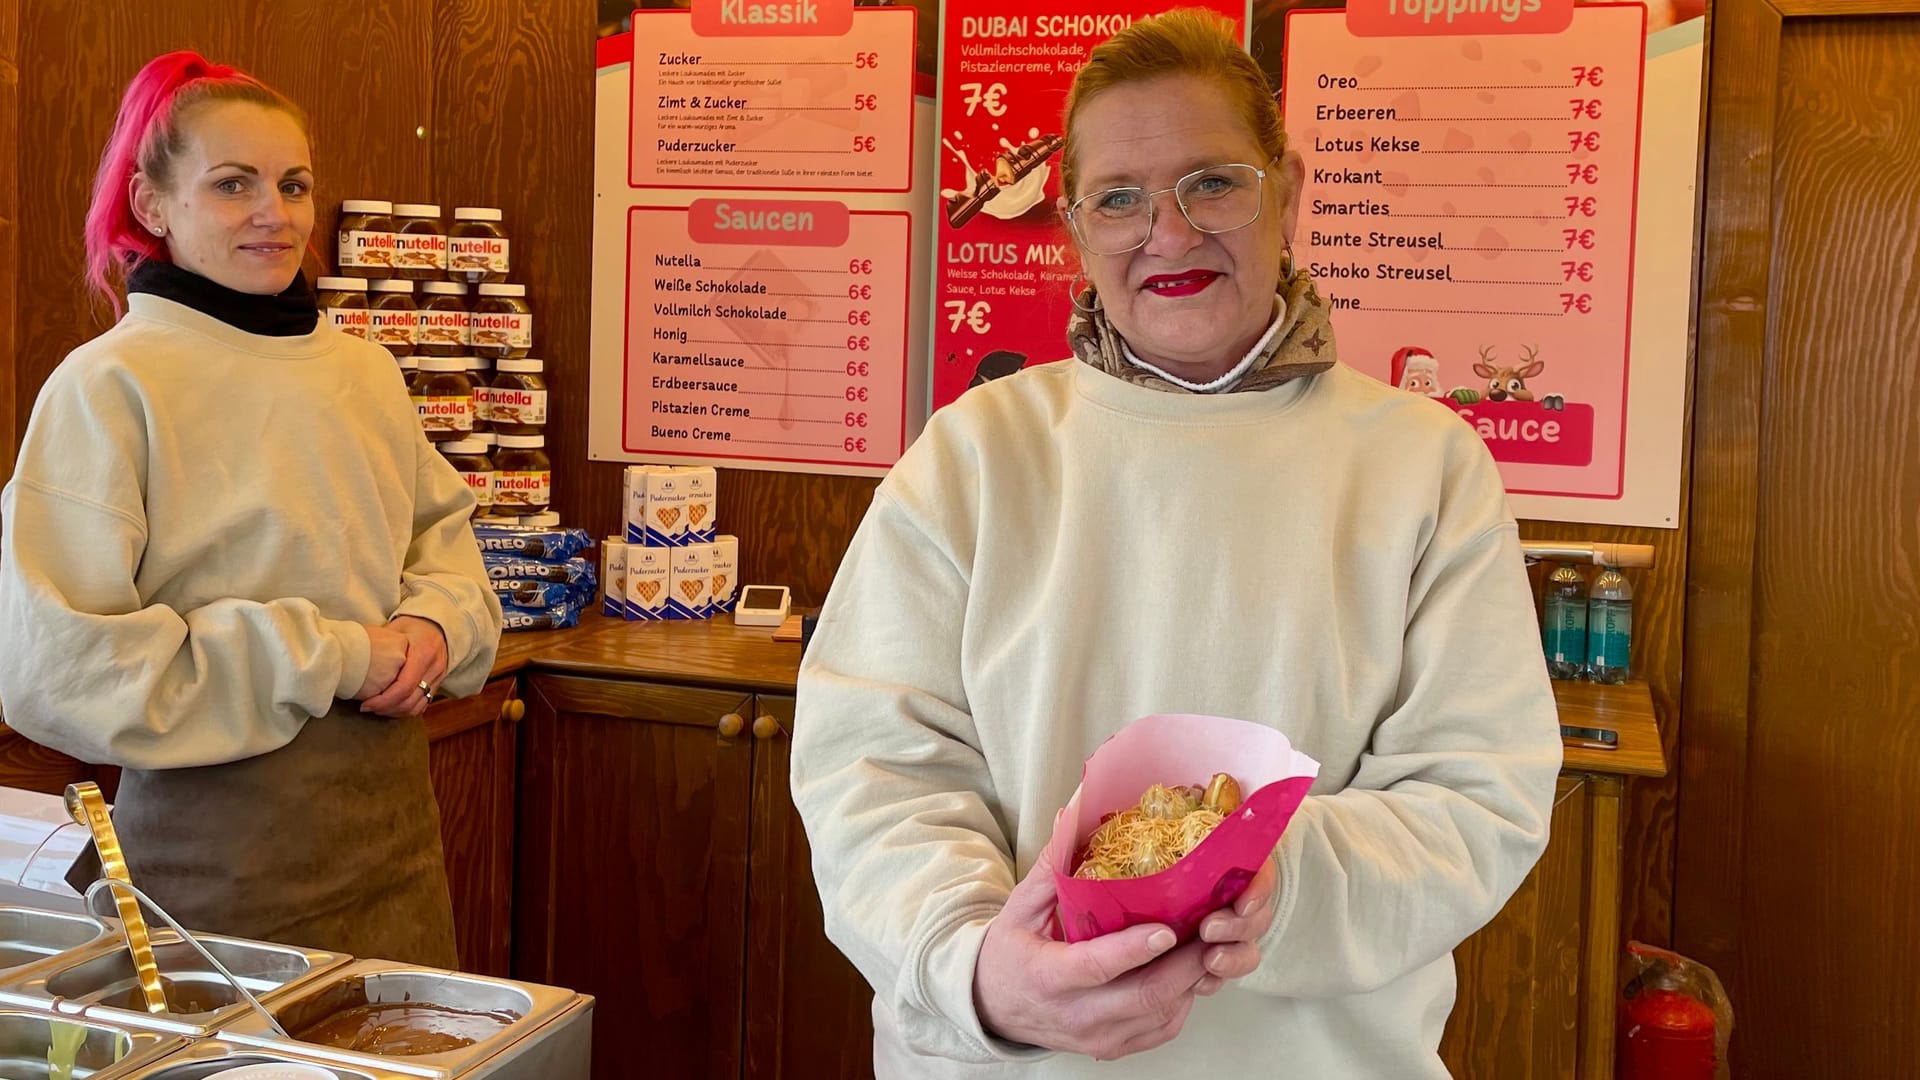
[1617,942,1732,1080]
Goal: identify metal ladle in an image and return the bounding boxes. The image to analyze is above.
[63,782,165,1015]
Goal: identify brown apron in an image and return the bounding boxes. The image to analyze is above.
[67,702,458,968]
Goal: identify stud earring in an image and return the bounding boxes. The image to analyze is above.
[150,225,165,236]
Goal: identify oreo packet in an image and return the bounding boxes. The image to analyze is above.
[483,555,597,586]
[501,598,583,632]
[472,523,592,561]
[493,580,577,609]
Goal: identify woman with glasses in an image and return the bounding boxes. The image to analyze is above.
[791,10,1560,1076]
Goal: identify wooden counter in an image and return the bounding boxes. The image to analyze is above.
[0,612,1665,1080]
[496,611,1668,778]
[495,612,1664,1080]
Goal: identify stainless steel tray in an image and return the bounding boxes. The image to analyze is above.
[0,906,117,981]
[221,961,579,1079]
[0,932,346,1038]
[106,1037,408,1079]
[0,1007,181,1078]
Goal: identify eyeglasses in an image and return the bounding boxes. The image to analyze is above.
[1065,160,1276,257]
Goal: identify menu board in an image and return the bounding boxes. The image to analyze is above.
[929,0,1250,412]
[623,204,910,464]
[1283,2,1650,502]
[630,9,915,191]
[591,0,934,476]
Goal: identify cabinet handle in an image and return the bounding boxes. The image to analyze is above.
[501,698,526,723]
[718,713,745,738]
[753,715,784,740]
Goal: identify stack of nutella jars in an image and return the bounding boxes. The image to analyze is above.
[318,201,549,525]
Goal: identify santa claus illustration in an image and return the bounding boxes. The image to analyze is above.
[1390,346,1444,397]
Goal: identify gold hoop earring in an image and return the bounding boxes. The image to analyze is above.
[1068,273,1101,315]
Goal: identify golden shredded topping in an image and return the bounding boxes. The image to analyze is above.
[1071,774,1242,880]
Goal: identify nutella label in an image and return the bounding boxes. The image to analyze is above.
[339,229,399,270]
[449,236,510,275]
[472,312,532,351]
[395,233,448,272]
[488,387,548,427]
[459,469,495,508]
[493,469,552,512]
[370,308,419,345]
[415,394,473,435]
[418,309,470,349]
[328,307,371,338]
[473,386,494,424]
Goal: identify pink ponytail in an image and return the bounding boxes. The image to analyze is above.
[82,51,307,317]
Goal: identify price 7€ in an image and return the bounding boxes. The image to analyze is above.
[959,82,1008,117]
[944,300,992,334]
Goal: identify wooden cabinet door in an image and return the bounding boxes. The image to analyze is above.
[743,694,876,1080]
[517,674,755,1080]
[1441,774,1589,1080]
[425,674,518,978]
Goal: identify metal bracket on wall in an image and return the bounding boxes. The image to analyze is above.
[1520,540,1656,568]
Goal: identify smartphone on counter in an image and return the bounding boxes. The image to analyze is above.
[1560,724,1619,751]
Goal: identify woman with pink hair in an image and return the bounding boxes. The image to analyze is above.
[0,52,501,965]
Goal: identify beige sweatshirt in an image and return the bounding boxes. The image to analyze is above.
[791,359,1562,1077]
[0,294,502,770]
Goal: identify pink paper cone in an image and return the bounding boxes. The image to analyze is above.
[1048,714,1320,943]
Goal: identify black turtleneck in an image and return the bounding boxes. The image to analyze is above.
[126,259,320,337]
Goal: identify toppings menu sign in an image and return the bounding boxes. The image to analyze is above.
[1277,0,1698,525]
[929,0,1251,412]
[591,0,936,476]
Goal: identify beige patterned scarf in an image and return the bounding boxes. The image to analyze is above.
[1067,269,1336,394]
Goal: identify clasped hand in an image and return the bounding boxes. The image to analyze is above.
[354,616,449,717]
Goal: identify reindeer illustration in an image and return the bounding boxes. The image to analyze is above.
[1471,346,1564,410]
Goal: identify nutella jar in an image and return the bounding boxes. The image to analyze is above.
[315,277,370,339]
[417,281,471,358]
[472,284,532,361]
[368,280,419,357]
[492,434,551,517]
[489,358,547,435]
[447,208,509,285]
[413,356,475,443]
[336,199,397,278]
[474,429,497,453]
[398,355,420,382]
[467,355,495,433]
[438,438,495,518]
[392,203,447,280]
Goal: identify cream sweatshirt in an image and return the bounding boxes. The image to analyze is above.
[791,358,1562,1078]
[0,294,502,770]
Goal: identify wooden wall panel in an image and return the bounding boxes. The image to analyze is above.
[1440,775,1588,1079]
[9,0,432,471]
[1,0,18,484]
[430,0,595,554]
[1681,9,1920,1075]
[1520,511,1690,953]
[434,0,875,608]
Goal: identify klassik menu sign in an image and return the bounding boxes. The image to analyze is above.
[591,0,936,477]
